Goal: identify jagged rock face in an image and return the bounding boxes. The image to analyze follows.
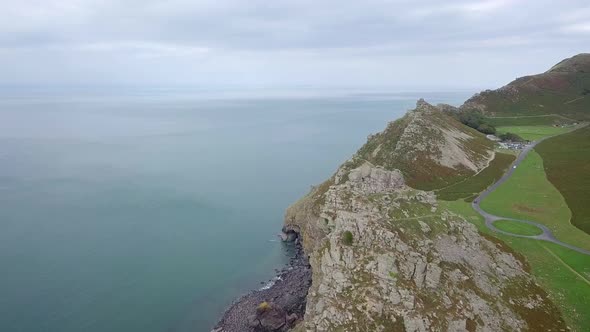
[286,163,565,331]
[284,102,567,331]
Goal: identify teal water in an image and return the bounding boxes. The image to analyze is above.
[0,88,471,332]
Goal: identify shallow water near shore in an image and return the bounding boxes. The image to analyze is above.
[0,87,471,332]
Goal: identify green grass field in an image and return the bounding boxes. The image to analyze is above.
[493,219,543,236]
[496,125,569,141]
[436,152,515,201]
[485,115,574,127]
[480,151,590,251]
[536,125,590,235]
[441,200,590,331]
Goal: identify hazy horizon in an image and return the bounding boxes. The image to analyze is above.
[1,1,589,89]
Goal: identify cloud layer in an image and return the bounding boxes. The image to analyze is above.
[1,0,589,88]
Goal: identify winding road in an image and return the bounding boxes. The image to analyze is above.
[471,126,590,256]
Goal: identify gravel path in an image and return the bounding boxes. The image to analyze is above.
[471,125,590,256]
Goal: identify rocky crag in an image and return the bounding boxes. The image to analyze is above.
[283,100,567,331]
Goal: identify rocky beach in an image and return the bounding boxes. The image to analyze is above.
[212,236,311,332]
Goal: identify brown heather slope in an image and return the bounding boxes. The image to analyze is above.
[462,53,590,120]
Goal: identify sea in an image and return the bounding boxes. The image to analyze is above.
[0,87,472,332]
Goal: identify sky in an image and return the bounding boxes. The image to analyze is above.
[1,0,589,90]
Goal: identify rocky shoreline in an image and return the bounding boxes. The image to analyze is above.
[212,238,311,332]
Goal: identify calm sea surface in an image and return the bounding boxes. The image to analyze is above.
[0,88,471,332]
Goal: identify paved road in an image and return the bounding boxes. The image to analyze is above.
[471,127,590,256]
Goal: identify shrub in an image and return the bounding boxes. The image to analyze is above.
[499,132,525,142]
[257,301,271,313]
[456,110,496,134]
[477,123,496,134]
[342,231,353,245]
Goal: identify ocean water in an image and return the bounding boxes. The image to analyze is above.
[0,88,471,332]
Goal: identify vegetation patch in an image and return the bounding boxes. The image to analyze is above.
[495,125,569,141]
[311,177,335,214]
[492,220,543,236]
[479,151,590,251]
[454,110,496,134]
[500,276,568,331]
[436,153,515,201]
[536,125,590,235]
[497,132,525,142]
[342,231,353,246]
[257,301,271,313]
[440,200,590,331]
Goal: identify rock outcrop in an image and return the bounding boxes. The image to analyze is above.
[284,101,567,331]
[353,100,495,191]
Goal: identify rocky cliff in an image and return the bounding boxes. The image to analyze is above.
[284,101,566,331]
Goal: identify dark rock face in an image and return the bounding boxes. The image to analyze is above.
[213,243,311,332]
[248,303,287,331]
[280,225,301,242]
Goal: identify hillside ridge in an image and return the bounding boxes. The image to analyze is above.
[461,53,590,119]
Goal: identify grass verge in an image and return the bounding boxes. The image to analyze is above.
[479,151,590,251]
[493,220,543,236]
[441,200,590,331]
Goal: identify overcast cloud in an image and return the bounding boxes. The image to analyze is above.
[1,0,589,89]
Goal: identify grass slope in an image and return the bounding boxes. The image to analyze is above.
[480,151,590,251]
[442,200,590,331]
[536,125,590,235]
[495,125,569,141]
[493,220,543,236]
[469,88,590,120]
[462,54,590,120]
[436,152,515,201]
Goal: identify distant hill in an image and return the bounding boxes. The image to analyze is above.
[462,53,590,120]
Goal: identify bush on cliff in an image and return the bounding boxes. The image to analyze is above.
[257,301,271,313]
[342,231,353,246]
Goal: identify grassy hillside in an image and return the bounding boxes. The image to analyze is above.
[536,126,590,235]
[443,200,590,331]
[436,152,515,201]
[462,53,590,120]
[480,151,590,251]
